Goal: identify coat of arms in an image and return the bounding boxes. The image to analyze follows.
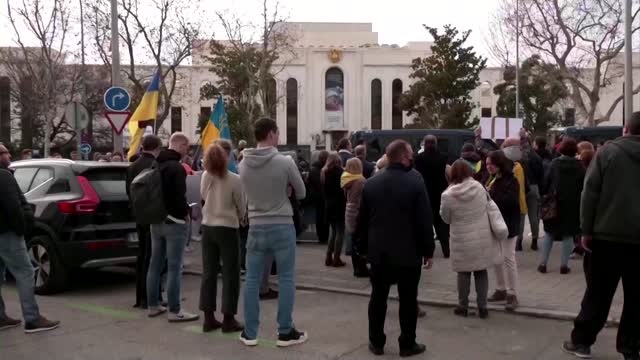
[328,49,342,63]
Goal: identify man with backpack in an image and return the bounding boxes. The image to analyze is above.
[135,132,198,322]
[238,118,307,347]
[126,135,162,309]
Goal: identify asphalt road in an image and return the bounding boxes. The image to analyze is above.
[0,268,622,360]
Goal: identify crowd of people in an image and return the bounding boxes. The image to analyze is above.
[1,112,639,359]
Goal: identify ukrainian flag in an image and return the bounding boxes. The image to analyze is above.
[127,71,160,160]
[201,95,237,172]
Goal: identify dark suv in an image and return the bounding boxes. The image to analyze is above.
[9,159,138,294]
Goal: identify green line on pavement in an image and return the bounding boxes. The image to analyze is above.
[183,325,277,349]
[65,303,141,320]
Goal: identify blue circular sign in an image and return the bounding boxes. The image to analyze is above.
[104,87,131,112]
[79,143,92,155]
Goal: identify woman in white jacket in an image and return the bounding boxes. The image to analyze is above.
[440,160,494,319]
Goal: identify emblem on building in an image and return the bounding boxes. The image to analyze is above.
[328,49,342,63]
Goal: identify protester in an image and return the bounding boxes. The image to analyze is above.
[376,154,389,172]
[562,112,640,360]
[414,135,450,258]
[485,150,521,311]
[70,150,81,161]
[111,152,124,162]
[577,141,595,169]
[20,149,32,160]
[235,139,247,160]
[440,160,493,319]
[0,144,60,333]
[341,157,368,278]
[308,150,329,244]
[199,143,246,333]
[50,153,62,159]
[358,140,434,357]
[502,137,529,252]
[354,145,375,179]
[215,139,238,173]
[322,152,347,267]
[522,142,544,251]
[337,138,354,166]
[460,143,486,182]
[146,133,199,322]
[238,118,307,347]
[92,152,102,161]
[182,155,195,175]
[126,135,163,309]
[538,137,585,275]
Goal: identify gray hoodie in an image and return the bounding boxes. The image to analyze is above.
[239,147,306,225]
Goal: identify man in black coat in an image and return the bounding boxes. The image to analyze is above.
[414,135,450,258]
[126,135,162,309]
[357,140,434,357]
[522,147,544,250]
[0,144,60,333]
[355,145,375,179]
[337,138,354,166]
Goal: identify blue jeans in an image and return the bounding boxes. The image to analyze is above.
[147,223,188,313]
[243,224,297,339]
[540,232,574,268]
[0,232,40,323]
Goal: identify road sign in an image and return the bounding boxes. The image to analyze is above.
[103,87,131,112]
[65,101,90,130]
[79,143,92,155]
[105,112,132,135]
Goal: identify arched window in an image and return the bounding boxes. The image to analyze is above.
[392,79,403,129]
[267,78,277,120]
[371,79,382,130]
[286,78,298,145]
[325,67,344,129]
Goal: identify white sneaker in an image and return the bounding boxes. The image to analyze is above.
[168,309,199,322]
[240,331,258,346]
[147,306,167,318]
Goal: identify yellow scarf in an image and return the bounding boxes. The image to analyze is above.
[341,171,364,188]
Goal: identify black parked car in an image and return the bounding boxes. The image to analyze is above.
[9,159,137,294]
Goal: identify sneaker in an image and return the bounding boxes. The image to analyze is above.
[259,288,278,300]
[487,289,507,303]
[147,306,167,318]
[277,328,308,347]
[562,341,592,358]
[0,316,21,330]
[168,309,199,322]
[400,343,427,357]
[505,294,519,312]
[561,266,571,275]
[537,264,547,274]
[24,316,60,334]
[239,331,258,346]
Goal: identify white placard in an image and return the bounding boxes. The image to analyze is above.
[480,117,523,140]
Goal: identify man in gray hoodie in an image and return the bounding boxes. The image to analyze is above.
[238,118,307,348]
[562,112,640,360]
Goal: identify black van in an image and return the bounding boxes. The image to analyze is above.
[549,126,623,147]
[350,129,498,164]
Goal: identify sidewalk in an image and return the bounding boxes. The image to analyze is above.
[184,237,623,324]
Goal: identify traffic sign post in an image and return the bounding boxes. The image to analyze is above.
[104,86,131,155]
[66,101,91,160]
[79,143,92,155]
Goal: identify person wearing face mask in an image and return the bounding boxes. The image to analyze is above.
[501,137,529,252]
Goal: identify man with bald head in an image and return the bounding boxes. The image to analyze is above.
[0,144,60,333]
[355,145,375,179]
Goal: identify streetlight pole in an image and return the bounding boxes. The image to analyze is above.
[110,0,123,154]
[515,0,520,121]
[624,0,633,124]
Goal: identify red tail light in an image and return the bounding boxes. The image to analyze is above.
[57,176,100,214]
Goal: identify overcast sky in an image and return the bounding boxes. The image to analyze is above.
[0,0,501,61]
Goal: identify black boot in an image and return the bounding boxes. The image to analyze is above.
[203,311,222,333]
[531,238,538,251]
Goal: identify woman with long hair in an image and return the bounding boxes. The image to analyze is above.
[485,150,521,311]
[538,138,585,275]
[321,152,346,267]
[341,157,368,277]
[199,143,247,333]
[441,160,495,318]
[308,150,330,244]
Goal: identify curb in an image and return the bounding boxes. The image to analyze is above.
[182,267,620,327]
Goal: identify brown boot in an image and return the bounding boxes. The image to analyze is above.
[333,256,346,267]
[487,289,507,303]
[325,252,333,266]
[221,314,244,333]
[203,311,222,333]
[505,294,519,312]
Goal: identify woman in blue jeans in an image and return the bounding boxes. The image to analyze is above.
[538,137,585,274]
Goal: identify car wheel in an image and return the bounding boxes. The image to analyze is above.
[27,236,68,295]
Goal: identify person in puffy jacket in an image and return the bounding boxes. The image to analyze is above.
[341,158,368,277]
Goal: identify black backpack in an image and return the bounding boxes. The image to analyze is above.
[130,164,167,225]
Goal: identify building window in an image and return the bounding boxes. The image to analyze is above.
[199,106,211,134]
[286,78,298,145]
[267,78,277,120]
[325,67,344,129]
[481,107,492,118]
[565,108,576,124]
[171,106,182,133]
[392,79,403,129]
[371,79,382,130]
[0,77,10,144]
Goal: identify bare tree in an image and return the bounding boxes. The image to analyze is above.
[85,0,202,130]
[492,0,640,125]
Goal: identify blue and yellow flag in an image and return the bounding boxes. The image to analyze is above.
[201,95,236,172]
[127,71,160,160]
